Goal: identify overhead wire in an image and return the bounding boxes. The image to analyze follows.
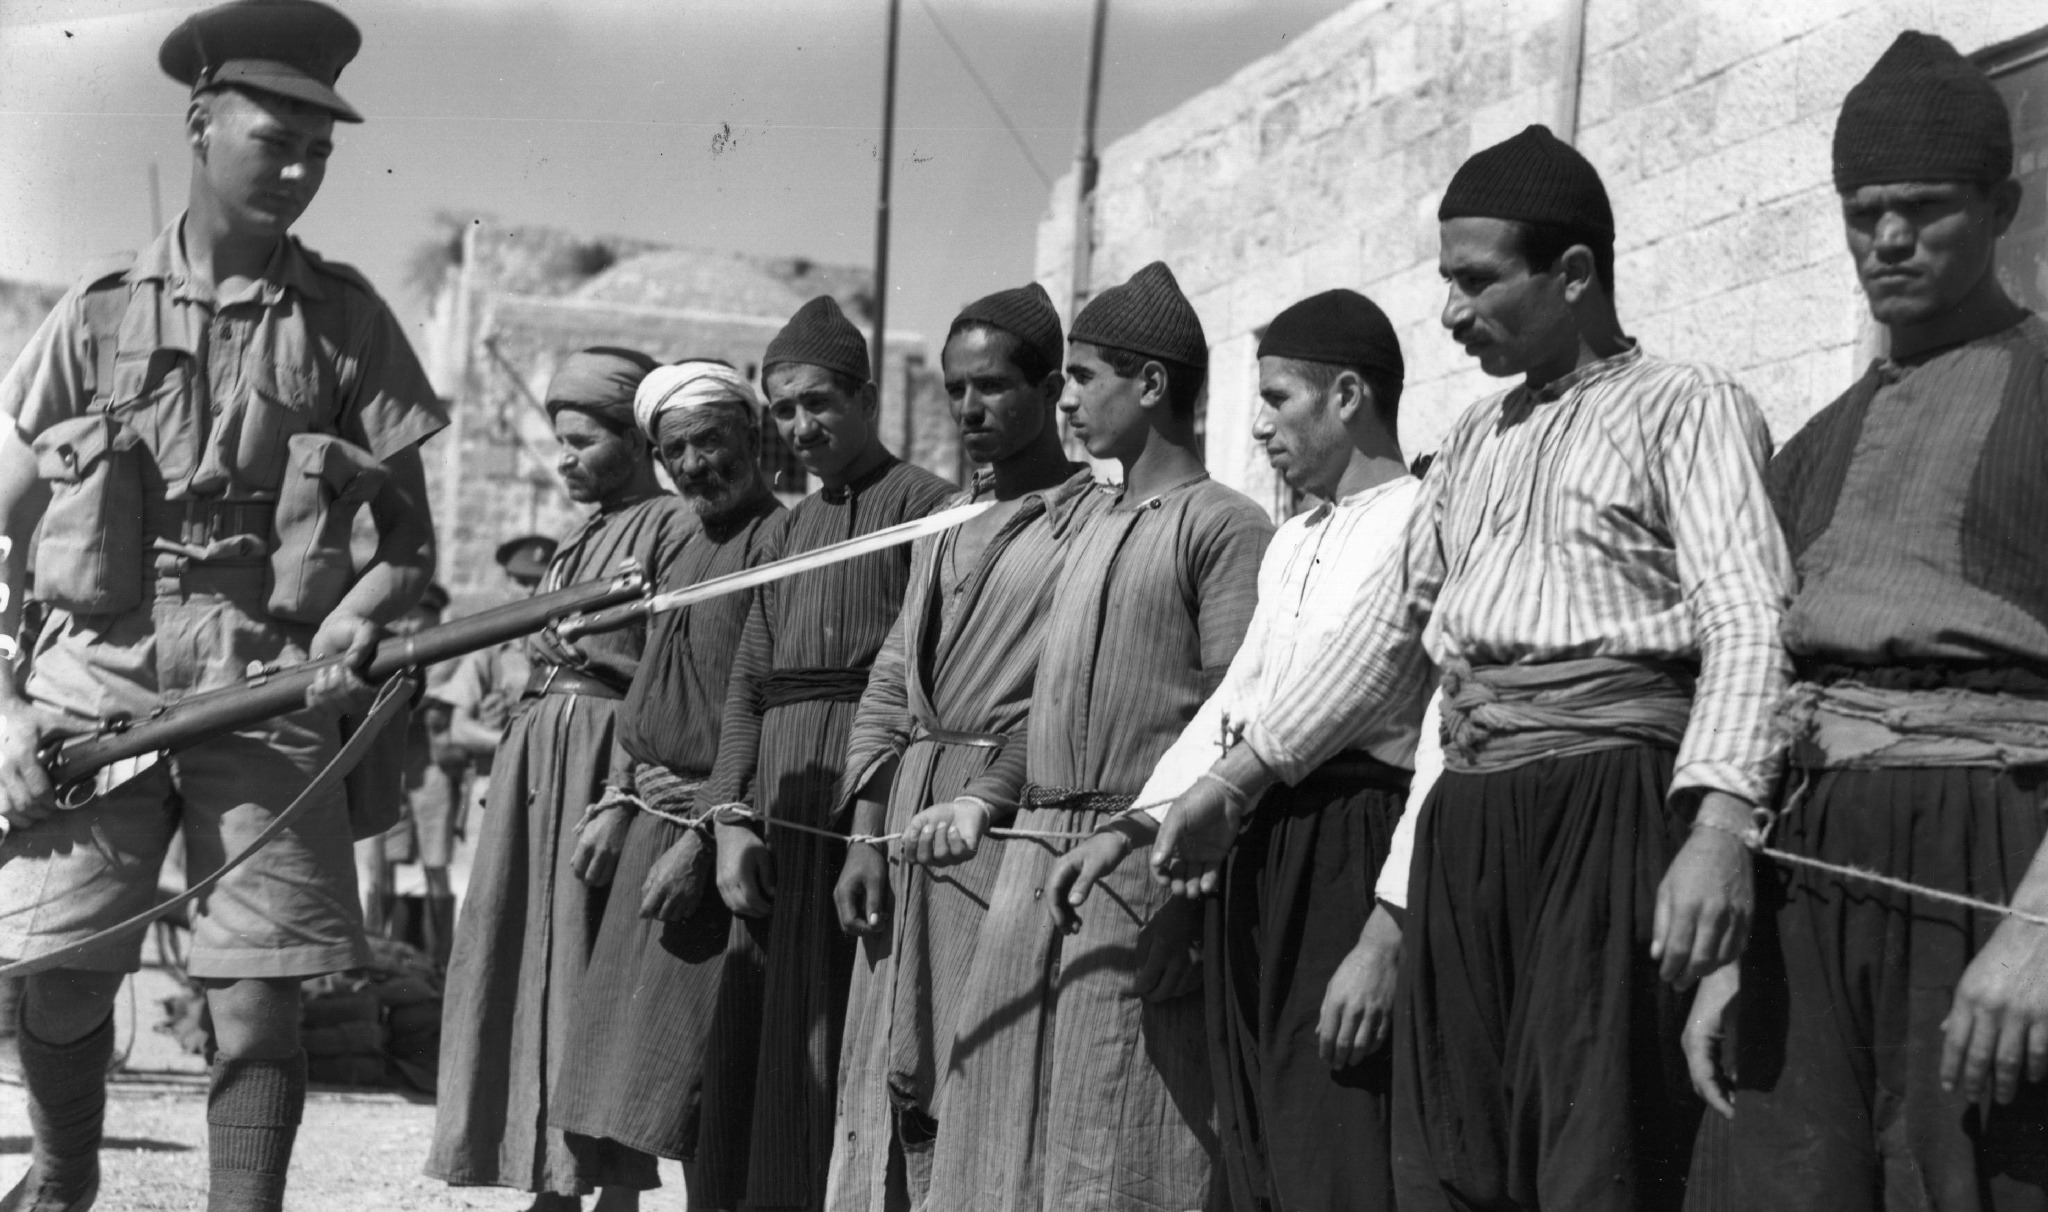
[914,0,1054,187]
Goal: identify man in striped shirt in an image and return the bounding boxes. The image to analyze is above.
[1152,126,1793,1212]
[910,262,1274,1210]
[1704,34,2048,1212]
[1049,287,1424,1211]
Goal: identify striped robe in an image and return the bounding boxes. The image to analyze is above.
[826,467,1106,1212]
[926,474,1273,1212]
[696,454,957,1212]
[429,489,697,1196]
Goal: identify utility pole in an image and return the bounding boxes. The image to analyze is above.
[1067,0,1110,323]
[870,0,903,395]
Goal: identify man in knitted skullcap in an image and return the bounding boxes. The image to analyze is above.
[1046,286,1422,1210]
[825,281,1104,1212]
[1695,32,2048,1211]
[430,344,695,1208]
[682,298,955,1211]
[1150,128,1792,1212]
[0,3,448,1208]
[914,261,1273,1208]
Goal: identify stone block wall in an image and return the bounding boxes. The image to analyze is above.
[1037,0,2046,516]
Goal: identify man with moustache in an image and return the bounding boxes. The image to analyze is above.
[692,297,955,1212]
[1051,288,1422,1211]
[1150,127,1792,1212]
[430,347,694,1211]
[548,362,785,1207]
[0,3,445,1207]
[1693,34,2048,1212]
[914,262,1273,1211]
[825,283,1102,1212]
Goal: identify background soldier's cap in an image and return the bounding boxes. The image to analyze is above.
[160,0,365,124]
[494,535,557,581]
[418,582,452,614]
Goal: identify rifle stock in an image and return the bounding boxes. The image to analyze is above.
[42,564,650,802]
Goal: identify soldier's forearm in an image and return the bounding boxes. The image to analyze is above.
[343,446,437,625]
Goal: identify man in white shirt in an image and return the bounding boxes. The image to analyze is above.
[1048,289,1424,1211]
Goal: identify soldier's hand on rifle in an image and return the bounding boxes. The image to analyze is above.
[716,820,776,918]
[306,610,380,714]
[0,699,54,831]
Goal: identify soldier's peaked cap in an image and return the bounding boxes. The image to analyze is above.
[161,0,364,124]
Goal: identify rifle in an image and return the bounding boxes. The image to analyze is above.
[39,563,651,809]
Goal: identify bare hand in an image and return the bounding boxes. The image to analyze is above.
[834,842,892,936]
[1941,916,2048,1104]
[570,801,632,887]
[1134,897,1203,1002]
[1151,777,1245,900]
[716,822,776,917]
[0,700,53,831]
[1684,963,1740,1119]
[1046,829,1136,933]
[1651,794,1754,988]
[1317,907,1401,1070]
[638,832,711,921]
[306,611,380,713]
[894,799,990,868]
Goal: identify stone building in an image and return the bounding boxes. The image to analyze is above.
[416,219,963,599]
[1036,0,2048,518]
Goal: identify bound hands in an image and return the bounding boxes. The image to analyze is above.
[570,797,633,887]
[306,610,380,714]
[1651,790,1755,988]
[1317,907,1402,1070]
[1683,964,1741,1119]
[1942,912,2048,1105]
[1151,775,1252,900]
[894,798,991,868]
[639,830,712,922]
[834,843,892,936]
[716,820,776,917]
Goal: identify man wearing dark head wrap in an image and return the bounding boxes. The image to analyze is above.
[1701,32,2048,1212]
[681,297,956,1212]
[1047,287,1422,1210]
[1152,127,1794,1212]
[824,281,1106,1212]
[913,262,1274,1209]
[430,345,696,1208]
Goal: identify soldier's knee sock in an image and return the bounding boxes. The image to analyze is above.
[15,1004,111,1193]
[206,1051,306,1212]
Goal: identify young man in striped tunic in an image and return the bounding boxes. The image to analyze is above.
[1150,127,1793,1212]
[547,362,786,1206]
[692,297,957,1212]
[1696,34,2048,1211]
[825,283,1104,1212]
[909,262,1274,1211]
[1050,287,1424,1211]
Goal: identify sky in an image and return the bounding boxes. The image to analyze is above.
[0,0,1350,352]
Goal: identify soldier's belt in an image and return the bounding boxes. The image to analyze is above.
[144,497,277,547]
[524,664,627,701]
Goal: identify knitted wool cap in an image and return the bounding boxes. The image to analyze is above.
[764,295,871,383]
[1438,124,1614,243]
[1257,289,1405,381]
[1070,261,1208,368]
[1834,31,2012,191]
[952,281,1065,375]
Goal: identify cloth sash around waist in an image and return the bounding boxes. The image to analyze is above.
[525,663,628,701]
[1779,668,2048,770]
[1019,783,1136,814]
[756,666,870,713]
[1297,750,1413,798]
[631,764,708,819]
[1440,656,1694,775]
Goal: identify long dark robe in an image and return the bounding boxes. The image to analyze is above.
[827,468,1101,1212]
[1207,753,1409,1212]
[1392,745,1700,1212]
[696,454,957,1212]
[549,494,785,1161]
[427,490,696,1195]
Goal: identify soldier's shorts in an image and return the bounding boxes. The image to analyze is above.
[0,565,370,980]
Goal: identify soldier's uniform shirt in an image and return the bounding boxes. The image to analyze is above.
[0,217,444,978]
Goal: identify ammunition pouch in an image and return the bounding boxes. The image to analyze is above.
[268,433,388,624]
[31,414,146,617]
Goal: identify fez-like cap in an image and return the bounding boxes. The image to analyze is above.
[1258,289,1405,382]
[1439,124,1614,243]
[952,282,1065,376]
[161,0,364,123]
[764,296,871,383]
[1070,261,1209,369]
[544,347,658,429]
[495,535,557,581]
[1834,31,2012,192]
